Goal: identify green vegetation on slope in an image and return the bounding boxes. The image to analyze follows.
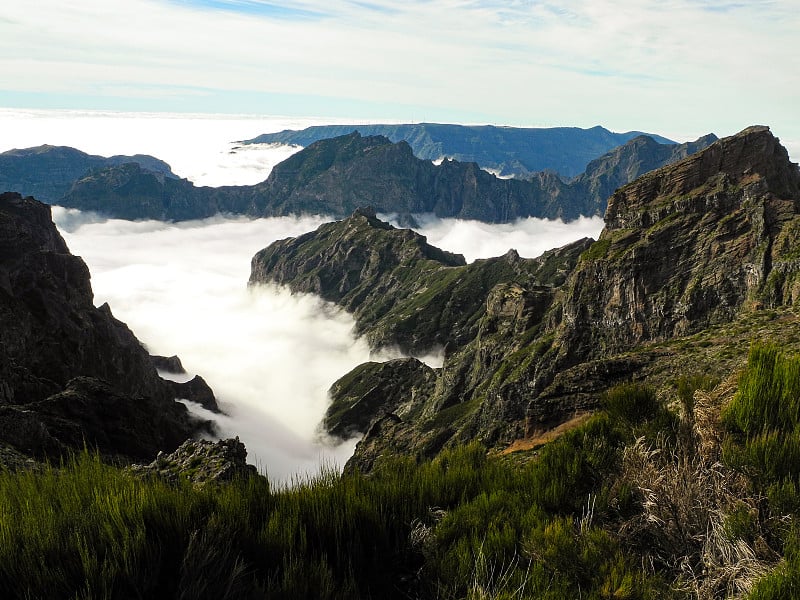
[8,346,800,598]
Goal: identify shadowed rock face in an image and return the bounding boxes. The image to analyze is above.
[5,131,715,223]
[0,192,213,463]
[250,127,800,473]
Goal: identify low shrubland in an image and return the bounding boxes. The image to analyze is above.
[4,343,800,598]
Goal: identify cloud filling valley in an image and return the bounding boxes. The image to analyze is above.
[54,208,602,480]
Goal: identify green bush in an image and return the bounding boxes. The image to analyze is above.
[722,344,800,485]
[0,427,673,599]
[723,344,800,436]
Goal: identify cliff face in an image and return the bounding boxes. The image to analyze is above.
[249,126,800,472]
[250,207,589,353]
[558,126,800,361]
[0,192,212,463]
[10,131,715,223]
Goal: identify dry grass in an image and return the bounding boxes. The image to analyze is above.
[500,412,594,455]
[691,373,739,462]
[618,378,780,599]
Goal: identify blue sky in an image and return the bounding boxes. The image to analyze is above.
[1,0,798,148]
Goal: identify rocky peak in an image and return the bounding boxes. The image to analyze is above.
[0,192,72,259]
[131,437,257,485]
[558,126,800,358]
[605,126,800,230]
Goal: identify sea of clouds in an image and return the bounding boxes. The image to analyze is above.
[4,109,603,480]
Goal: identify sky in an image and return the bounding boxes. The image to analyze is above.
[1,0,798,149]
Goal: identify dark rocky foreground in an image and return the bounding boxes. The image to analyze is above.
[0,192,218,465]
[2,131,715,223]
[130,437,257,485]
[249,126,800,472]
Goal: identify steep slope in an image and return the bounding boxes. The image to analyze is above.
[249,126,800,472]
[250,206,590,353]
[558,125,800,361]
[240,123,675,178]
[0,192,213,463]
[0,145,176,204]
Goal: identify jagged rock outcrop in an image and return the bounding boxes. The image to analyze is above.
[558,125,800,361]
[130,437,257,485]
[250,207,590,353]
[151,354,186,374]
[167,375,220,413]
[8,131,714,223]
[252,126,800,472]
[239,123,675,178]
[325,358,437,439]
[0,192,215,461]
[0,145,176,204]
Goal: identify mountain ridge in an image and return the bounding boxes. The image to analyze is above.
[5,131,715,222]
[0,144,177,205]
[239,123,676,178]
[246,125,800,472]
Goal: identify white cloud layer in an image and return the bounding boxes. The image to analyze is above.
[390,213,604,264]
[0,109,334,185]
[55,209,366,481]
[52,205,600,481]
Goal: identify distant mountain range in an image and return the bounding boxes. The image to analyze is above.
[239,123,676,179]
[0,145,177,205]
[1,132,716,222]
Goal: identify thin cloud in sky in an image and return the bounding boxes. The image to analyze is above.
[171,0,328,19]
[0,0,796,145]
